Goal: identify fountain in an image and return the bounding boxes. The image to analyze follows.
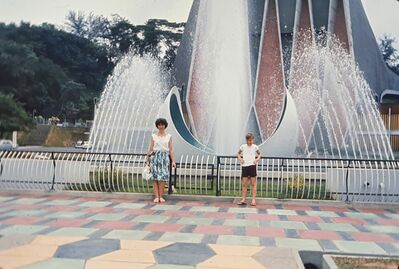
[89,53,169,154]
[89,0,398,160]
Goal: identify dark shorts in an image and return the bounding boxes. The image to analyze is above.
[242,165,257,177]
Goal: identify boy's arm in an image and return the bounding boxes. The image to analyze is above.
[237,148,244,164]
[254,149,261,164]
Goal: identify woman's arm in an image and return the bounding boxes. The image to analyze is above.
[168,137,176,168]
[146,137,154,165]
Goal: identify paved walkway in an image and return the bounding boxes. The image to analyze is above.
[0,191,398,269]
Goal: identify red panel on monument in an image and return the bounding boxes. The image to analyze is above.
[334,0,349,52]
[255,0,285,141]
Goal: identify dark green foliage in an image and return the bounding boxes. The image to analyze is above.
[0,93,32,137]
[379,34,399,75]
[0,14,184,131]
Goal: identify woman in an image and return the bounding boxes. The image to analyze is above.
[146,118,176,203]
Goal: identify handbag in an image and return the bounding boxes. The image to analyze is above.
[142,165,152,181]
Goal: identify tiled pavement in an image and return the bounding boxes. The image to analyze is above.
[0,192,398,269]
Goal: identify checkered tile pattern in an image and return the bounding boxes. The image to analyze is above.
[0,192,398,268]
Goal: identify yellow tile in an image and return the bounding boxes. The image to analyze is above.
[31,235,87,246]
[0,255,48,269]
[85,260,153,269]
[0,244,57,258]
[208,244,264,256]
[198,255,265,269]
[92,250,155,263]
[120,240,172,251]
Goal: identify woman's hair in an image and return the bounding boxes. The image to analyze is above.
[155,118,168,128]
[245,133,254,140]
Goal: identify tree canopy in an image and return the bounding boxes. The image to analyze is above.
[0,13,184,136]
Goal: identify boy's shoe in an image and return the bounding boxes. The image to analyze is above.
[237,201,247,205]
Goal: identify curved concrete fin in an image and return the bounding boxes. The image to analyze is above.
[158,87,213,157]
[255,0,286,141]
[259,89,299,157]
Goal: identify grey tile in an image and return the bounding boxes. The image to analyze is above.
[133,222,149,230]
[321,217,333,223]
[285,229,299,239]
[154,243,215,266]
[211,219,225,226]
[279,215,288,221]
[144,232,164,241]
[233,226,246,236]
[164,217,180,224]
[180,225,196,233]
[319,240,339,252]
[89,229,111,239]
[305,222,320,230]
[337,231,355,241]
[377,243,399,256]
[55,238,120,259]
[260,237,276,247]
[201,234,218,244]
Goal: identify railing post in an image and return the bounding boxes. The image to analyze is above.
[345,160,351,203]
[107,154,113,192]
[216,156,221,196]
[50,152,56,191]
[168,158,173,195]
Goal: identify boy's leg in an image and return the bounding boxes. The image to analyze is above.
[241,177,249,202]
[250,177,257,205]
[153,181,160,203]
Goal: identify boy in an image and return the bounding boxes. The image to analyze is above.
[237,133,261,206]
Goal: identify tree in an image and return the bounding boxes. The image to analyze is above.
[64,11,185,68]
[379,34,399,75]
[0,93,32,138]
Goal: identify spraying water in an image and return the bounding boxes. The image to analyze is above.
[188,0,251,155]
[88,53,169,154]
[289,33,393,160]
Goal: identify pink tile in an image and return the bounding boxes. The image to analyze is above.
[245,214,279,221]
[319,206,350,213]
[47,218,92,228]
[163,210,195,218]
[83,207,117,214]
[194,225,235,235]
[331,217,368,225]
[254,204,276,210]
[7,204,42,210]
[287,215,323,223]
[357,208,387,214]
[376,219,399,226]
[123,209,155,215]
[203,212,237,219]
[283,205,313,211]
[176,201,206,206]
[210,202,235,208]
[351,232,397,243]
[144,223,184,232]
[1,216,44,225]
[46,205,81,212]
[246,227,285,238]
[299,230,341,240]
[95,221,136,230]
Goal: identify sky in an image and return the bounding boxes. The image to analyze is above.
[0,0,398,46]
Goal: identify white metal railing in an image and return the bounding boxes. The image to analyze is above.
[1,150,398,203]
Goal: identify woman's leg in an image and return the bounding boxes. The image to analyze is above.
[153,181,160,203]
[159,181,166,202]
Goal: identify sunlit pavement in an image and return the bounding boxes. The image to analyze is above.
[0,191,398,269]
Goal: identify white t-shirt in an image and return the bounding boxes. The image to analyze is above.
[239,144,259,167]
[152,133,171,152]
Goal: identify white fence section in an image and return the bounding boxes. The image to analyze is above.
[1,151,398,203]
